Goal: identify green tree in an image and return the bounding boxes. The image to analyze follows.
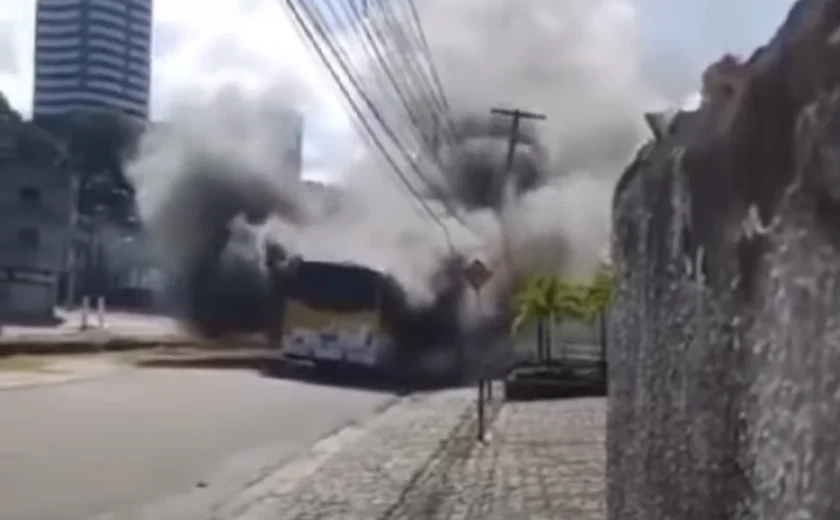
[511,266,615,334]
[586,265,615,319]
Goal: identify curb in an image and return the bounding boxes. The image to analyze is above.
[0,336,193,356]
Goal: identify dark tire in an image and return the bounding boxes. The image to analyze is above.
[311,359,343,380]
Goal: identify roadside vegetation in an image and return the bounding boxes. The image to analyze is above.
[511,265,615,334]
[0,355,53,372]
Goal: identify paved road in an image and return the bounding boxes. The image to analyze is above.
[0,367,396,520]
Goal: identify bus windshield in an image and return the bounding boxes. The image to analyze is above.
[286,261,380,312]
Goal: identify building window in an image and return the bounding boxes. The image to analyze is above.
[16,228,40,250]
[19,187,42,207]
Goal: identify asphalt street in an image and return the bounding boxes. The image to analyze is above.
[0,367,396,520]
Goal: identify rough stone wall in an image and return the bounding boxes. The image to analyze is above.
[607,0,840,518]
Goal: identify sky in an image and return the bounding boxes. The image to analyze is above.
[0,0,796,180]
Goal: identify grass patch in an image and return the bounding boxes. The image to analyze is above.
[0,355,54,372]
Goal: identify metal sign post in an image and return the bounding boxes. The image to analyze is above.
[463,258,493,442]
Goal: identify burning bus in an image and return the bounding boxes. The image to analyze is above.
[267,256,470,383]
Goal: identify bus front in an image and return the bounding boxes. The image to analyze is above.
[279,260,391,370]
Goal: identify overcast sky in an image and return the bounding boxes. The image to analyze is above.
[0,0,795,179]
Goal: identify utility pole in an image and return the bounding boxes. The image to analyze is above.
[487,107,547,394]
[490,107,547,199]
[489,107,547,266]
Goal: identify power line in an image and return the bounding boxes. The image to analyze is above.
[285,0,456,249]
[284,2,445,238]
[333,1,438,152]
[344,0,471,228]
[286,0,479,240]
[380,0,457,142]
[315,0,458,181]
[297,3,433,199]
[334,0,460,203]
[302,0,449,212]
[405,0,455,130]
[335,0,458,167]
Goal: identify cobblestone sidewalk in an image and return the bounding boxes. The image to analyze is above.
[450,399,606,520]
[222,388,605,520]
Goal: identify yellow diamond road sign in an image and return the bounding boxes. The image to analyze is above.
[463,258,492,290]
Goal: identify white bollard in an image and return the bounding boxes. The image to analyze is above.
[80,296,90,330]
[96,296,106,329]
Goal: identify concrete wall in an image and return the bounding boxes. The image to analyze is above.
[0,272,56,316]
[607,0,840,517]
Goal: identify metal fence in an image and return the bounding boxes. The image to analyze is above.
[513,316,606,364]
[472,313,608,439]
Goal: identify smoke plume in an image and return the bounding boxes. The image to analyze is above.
[127,0,666,337]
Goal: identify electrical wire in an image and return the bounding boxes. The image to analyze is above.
[285,0,494,249]
[288,0,478,234]
[285,2,457,250]
[285,0,456,250]
[316,0,458,186]
[325,1,432,154]
[326,0,456,176]
[332,0,461,204]
[298,0,445,221]
[324,0,477,234]
[373,0,457,144]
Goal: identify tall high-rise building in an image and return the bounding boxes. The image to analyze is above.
[33,0,152,120]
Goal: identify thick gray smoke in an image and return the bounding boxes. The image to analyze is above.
[343,0,664,300]
[127,87,305,333]
[428,0,659,265]
[127,0,666,336]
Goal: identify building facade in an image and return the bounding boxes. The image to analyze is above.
[0,92,74,318]
[0,163,74,317]
[33,0,152,120]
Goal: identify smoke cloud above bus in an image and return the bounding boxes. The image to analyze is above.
[126,0,665,337]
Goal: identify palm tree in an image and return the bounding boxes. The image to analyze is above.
[512,266,614,362]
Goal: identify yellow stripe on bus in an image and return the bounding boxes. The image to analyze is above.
[283,300,381,331]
